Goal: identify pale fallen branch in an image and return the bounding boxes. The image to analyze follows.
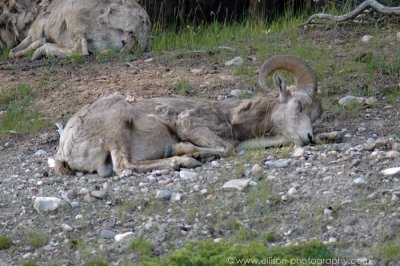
[301,0,400,26]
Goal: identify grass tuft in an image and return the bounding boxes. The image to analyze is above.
[0,234,12,249]
[129,237,154,257]
[0,84,48,136]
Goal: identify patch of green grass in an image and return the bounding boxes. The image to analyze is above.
[234,228,256,242]
[21,259,37,266]
[383,87,400,104]
[173,79,194,96]
[70,53,85,63]
[372,240,400,263]
[129,237,154,257]
[0,234,12,249]
[264,231,278,242]
[136,239,334,265]
[25,231,47,250]
[0,47,10,61]
[0,84,48,136]
[86,256,109,266]
[94,48,117,63]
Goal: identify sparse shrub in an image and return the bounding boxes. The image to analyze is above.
[0,234,12,249]
[26,231,46,250]
[136,239,334,265]
[86,256,109,266]
[21,259,37,266]
[173,79,194,96]
[71,53,85,63]
[129,237,154,257]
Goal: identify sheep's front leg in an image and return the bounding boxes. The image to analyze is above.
[235,135,291,152]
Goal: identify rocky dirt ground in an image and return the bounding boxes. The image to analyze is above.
[0,24,400,265]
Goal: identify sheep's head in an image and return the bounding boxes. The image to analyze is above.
[259,55,323,146]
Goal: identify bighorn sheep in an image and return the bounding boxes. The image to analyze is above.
[55,55,323,176]
[0,0,150,59]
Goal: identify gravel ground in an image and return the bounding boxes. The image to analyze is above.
[0,25,400,265]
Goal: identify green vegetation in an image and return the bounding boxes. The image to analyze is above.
[135,239,334,265]
[372,240,400,263]
[173,79,194,96]
[25,231,47,250]
[0,84,48,136]
[86,256,109,266]
[0,234,12,249]
[129,237,154,257]
[21,259,37,266]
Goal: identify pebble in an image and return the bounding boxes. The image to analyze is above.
[179,170,198,180]
[171,193,182,202]
[251,163,263,176]
[222,179,252,191]
[70,202,80,208]
[156,189,172,200]
[83,194,94,203]
[230,89,243,97]
[79,188,89,195]
[265,159,292,168]
[381,167,400,177]
[338,95,366,106]
[292,147,305,157]
[287,187,297,196]
[75,214,83,220]
[101,229,117,239]
[61,223,73,232]
[211,160,220,167]
[225,56,244,66]
[353,176,366,185]
[114,232,134,242]
[33,197,65,212]
[120,169,133,178]
[91,190,108,199]
[34,149,47,156]
[200,188,208,195]
[361,35,372,43]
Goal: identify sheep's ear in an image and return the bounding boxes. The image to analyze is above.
[273,73,289,103]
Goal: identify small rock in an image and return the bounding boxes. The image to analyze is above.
[365,97,377,106]
[230,89,243,97]
[222,179,251,191]
[381,167,400,177]
[91,190,108,199]
[391,194,399,203]
[61,223,73,232]
[115,232,134,242]
[34,149,47,156]
[265,159,292,168]
[361,35,372,43]
[353,176,366,185]
[120,169,133,178]
[83,194,94,203]
[323,207,333,216]
[79,188,89,195]
[287,187,297,197]
[179,170,198,180]
[70,202,80,208]
[33,197,65,212]
[251,163,263,176]
[397,32,400,42]
[190,68,203,74]
[328,237,337,243]
[156,189,172,200]
[101,229,117,239]
[338,95,366,106]
[225,56,244,66]
[386,151,399,158]
[211,160,220,167]
[171,193,182,202]
[75,214,83,219]
[200,188,208,195]
[144,58,154,63]
[292,147,304,157]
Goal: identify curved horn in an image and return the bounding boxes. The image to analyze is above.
[258,55,317,95]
